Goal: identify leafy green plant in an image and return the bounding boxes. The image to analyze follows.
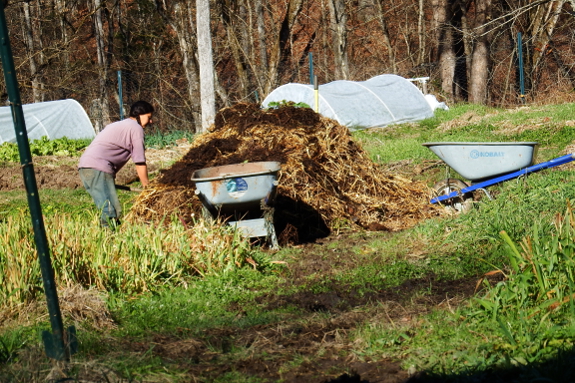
[476,205,575,319]
[0,136,91,162]
[145,129,195,149]
[266,100,311,109]
[462,202,575,365]
[0,142,19,162]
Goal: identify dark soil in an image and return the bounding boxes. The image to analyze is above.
[0,163,82,190]
[0,159,158,191]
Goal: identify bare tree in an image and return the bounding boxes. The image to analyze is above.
[264,0,303,94]
[93,0,110,131]
[432,0,456,99]
[156,0,201,130]
[6,0,575,123]
[374,0,396,73]
[417,0,426,64]
[255,0,268,74]
[54,0,70,72]
[22,0,43,102]
[530,0,565,79]
[218,0,251,100]
[327,0,349,79]
[469,0,492,103]
[197,0,216,132]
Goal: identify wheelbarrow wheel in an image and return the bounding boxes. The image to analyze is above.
[433,178,474,213]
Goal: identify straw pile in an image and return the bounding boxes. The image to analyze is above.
[128,103,437,242]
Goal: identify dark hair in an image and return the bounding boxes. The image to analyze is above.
[129,101,154,117]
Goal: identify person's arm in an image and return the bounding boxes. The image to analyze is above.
[135,163,149,187]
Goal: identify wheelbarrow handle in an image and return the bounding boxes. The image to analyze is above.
[431,153,575,204]
[115,184,143,193]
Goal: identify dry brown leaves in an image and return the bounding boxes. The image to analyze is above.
[436,111,497,132]
[128,103,438,240]
[0,284,115,330]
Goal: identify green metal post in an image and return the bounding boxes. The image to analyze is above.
[117,70,124,120]
[517,32,525,104]
[309,52,314,85]
[0,2,74,361]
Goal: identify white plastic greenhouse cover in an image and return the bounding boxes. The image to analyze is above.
[0,99,95,144]
[262,74,435,130]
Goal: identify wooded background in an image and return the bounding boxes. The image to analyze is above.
[4,0,575,132]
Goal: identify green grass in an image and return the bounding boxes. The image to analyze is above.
[111,270,285,337]
[3,103,575,381]
[0,188,135,220]
[354,103,575,165]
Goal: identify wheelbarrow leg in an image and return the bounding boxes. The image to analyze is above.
[476,187,494,201]
[201,205,215,223]
[197,191,219,223]
[263,206,279,250]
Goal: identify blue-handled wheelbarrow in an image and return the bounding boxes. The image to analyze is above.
[423,142,575,212]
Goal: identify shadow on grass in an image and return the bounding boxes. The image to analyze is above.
[320,348,575,383]
[403,347,575,383]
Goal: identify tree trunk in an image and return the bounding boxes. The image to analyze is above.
[22,1,42,102]
[219,0,250,100]
[469,0,491,103]
[255,0,268,68]
[417,0,425,64]
[458,0,472,90]
[197,0,216,132]
[531,0,565,77]
[433,0,456,99]
[374,0,397,73]
[93,0,110,131]
[320,0,331,82]
[327,0,349,79]
[55,0,70,73]
[264,0,303,94]
[156,0,201,130]
[214,70,231,108]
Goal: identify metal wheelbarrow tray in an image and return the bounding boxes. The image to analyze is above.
[423,142,575,209]
[191,161,281,248]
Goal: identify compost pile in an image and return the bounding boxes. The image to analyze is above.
[128,103,437,243]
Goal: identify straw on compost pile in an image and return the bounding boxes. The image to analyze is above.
[127,103,438,242]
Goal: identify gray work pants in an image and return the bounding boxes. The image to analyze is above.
[79,168,121,226]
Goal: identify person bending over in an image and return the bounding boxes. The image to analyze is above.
[78,100,154,227]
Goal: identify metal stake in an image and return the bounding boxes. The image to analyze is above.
[517,32,526,104]
[0,2,76,361]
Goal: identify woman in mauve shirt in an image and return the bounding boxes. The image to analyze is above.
[78,100,154,228]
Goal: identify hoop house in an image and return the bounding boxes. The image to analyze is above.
[0,99,95,144]
[262,74,435,130]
